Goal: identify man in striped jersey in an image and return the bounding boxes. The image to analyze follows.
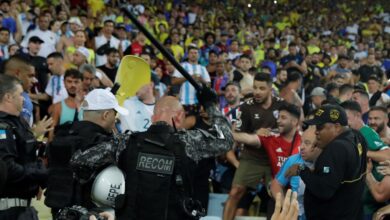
[172,45,211,115]
[222,82,241,123]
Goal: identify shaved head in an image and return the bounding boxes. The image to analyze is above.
[152,96,185,127]
[154,96,183,114]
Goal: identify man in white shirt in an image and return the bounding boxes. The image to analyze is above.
[94,20,120,66]
[21,14,57,58]
[119,82,155,133]
[45,52,68,104]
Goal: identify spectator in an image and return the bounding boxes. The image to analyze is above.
[172,45,210,115]
[368,106,390,145]
[94,20,120,66]
[21,14,57,57]
[352,89,371,124]
[97,48,120,83]
[231,54,254,96]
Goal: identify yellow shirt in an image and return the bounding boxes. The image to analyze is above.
[170,44,184,61]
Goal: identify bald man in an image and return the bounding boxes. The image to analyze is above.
[116,90,234,220]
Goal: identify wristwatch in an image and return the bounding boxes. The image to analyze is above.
[296,163,306,175]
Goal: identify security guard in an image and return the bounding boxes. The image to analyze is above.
[45,88,129,217]
[115,86,234,220]
[287,104,367,220]
[0,74,48,220]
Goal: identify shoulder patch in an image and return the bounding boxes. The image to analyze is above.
[0,130,6,139]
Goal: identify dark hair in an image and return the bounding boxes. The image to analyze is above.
[279,103,301,119]
[105,47,119,56]
[208,50,218,56]
[104,20,115,25]
[187,45,199,52]
[64,68,82,80]
[0,27,9,34]
[3,55,31,74]
[0,74,21,102]
[353,89,369,99]
[286,71,301,83]
[367,75,380,83]
[224,81,241,92]
[47,52,64,60]
[239,54,251,61]
[326,82,339,93]
[340,100,362,113]
[288,42,297,47]
[204,32,215,42]
[339,84,354,95]
[369,106,388,115]
[254,72,272,85]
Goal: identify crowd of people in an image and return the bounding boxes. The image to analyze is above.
[0,0,390,219]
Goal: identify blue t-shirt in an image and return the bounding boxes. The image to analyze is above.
[21,92,33,126]
[276,153,307,217]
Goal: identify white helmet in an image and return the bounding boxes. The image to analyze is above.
[91,165,125,208]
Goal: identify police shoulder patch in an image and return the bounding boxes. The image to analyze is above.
[0,130,6,140]
[136,153,175,175]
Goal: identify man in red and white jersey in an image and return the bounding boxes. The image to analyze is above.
[233,103,301,177]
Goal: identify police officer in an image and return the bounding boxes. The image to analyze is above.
[115,86,234,220]
[0,74,48,220]
[286,104,367,220]
[45,88,128,217]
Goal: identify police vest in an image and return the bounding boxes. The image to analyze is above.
[0,114,40,198]
[116,125,194,220]
[45,122,83,209]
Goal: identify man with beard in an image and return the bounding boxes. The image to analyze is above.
[232,103,301,177]
[222,82,241,123]
[97,48,120,83]
[232,103,302,219]
[48,69,82,141]
[369,106,390,145]
[223,73,286,220]
[341,101,390,219]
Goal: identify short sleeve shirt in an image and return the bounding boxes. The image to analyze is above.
[259,133,301,177]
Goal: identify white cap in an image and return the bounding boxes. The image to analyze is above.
[83,89,128,115]
[310,87,326,97]
[68,16,83,27]
[77,46,90,60]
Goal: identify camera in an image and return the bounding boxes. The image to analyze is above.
[56,205,106,220]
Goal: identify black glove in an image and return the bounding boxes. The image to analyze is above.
[196,83,217,108]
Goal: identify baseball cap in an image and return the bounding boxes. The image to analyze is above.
[83,89,128,116]
[29,36,44,44]
[304,104,348,126]
[310,87,326,97]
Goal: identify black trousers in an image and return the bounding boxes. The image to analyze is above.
[0,206,38,220]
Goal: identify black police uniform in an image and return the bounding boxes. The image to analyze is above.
[70,121,112,208]
[45,120,112,217]
[302,105,367,220]
[0,111,48,220]
[115,103,234,220]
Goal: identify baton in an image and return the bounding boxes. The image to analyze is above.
[121,7,202,91]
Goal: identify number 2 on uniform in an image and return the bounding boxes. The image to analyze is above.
[144,119,150,129]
